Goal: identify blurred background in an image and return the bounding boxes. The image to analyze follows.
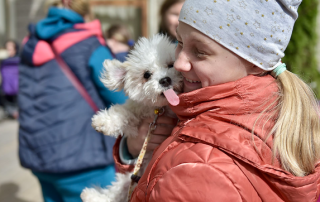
[0,1,167,201]
[0,0,165,45]
[0,0,319,202]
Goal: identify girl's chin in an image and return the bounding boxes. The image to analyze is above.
[183,82,202,93]
[182,77,202,93]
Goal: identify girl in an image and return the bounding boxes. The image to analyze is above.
[115,0,320,201]
[0,40,19,119]
[158,0,185,42]
[105,24,133,62]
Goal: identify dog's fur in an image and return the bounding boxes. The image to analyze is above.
[81,34,183,202]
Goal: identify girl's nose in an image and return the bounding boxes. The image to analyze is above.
[174,51,191,72]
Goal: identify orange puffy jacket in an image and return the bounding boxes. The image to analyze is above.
[114,75,320,202]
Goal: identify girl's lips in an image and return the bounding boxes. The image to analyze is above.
[183,77,202,87]
[185,77,201,83]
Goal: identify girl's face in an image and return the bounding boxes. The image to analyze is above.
[164,2,184,39]
[6,41,16,57]
[175,22,262,93]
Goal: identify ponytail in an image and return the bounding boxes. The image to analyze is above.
[271,70,320,176]
[69,0,90,17]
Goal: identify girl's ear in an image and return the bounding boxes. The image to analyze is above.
[100,59,127,91]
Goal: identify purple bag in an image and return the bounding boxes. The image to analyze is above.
[1,56,19,95]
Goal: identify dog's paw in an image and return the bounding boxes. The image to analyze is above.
[91,113,108,134]
[81,188,110,202]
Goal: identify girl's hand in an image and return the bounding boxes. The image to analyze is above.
[127,115,178,158]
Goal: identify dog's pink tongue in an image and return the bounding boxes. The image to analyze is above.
[164,89,180,106]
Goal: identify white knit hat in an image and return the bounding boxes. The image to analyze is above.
[178,0,302,71]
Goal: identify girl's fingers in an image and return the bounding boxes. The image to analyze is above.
[152,124,175,136]
[146,143,161,151]
[128,115,177,156]
[149,134,168,144]
[139,116,177,136]
[156,116,178,126]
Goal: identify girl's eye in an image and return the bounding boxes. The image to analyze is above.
[196,50,206,57]
[176,40,183,47]
[144,71,152,79]
[168,63,174,68]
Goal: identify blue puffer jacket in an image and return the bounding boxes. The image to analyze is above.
[18,7,127,173]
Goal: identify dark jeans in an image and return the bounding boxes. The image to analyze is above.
[1,94,18,118]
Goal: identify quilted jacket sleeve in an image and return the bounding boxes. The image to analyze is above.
[113,136,135,173]
[149,163,243,202]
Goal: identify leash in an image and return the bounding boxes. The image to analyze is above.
[127,107,165,201]
[50,44,99,112]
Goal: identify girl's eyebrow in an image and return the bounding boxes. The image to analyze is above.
[176,28,212,46]
[191,35,213,46]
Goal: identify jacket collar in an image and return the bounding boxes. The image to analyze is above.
[171,74,278,121]
[169,74,320,201]
[170,75,279,165]
[170,75,320,201]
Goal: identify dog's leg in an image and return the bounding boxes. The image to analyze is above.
[91,103,140,138]
[80,187,111,202]
[104,172,132,202]
[81,173,132,202]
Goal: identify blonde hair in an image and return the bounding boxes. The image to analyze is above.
[69,0,90,17]
[45,0,90,17]
[269,71,320,176]
[44,0,63,11]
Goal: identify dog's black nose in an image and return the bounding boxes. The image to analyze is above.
[159,77,172,87]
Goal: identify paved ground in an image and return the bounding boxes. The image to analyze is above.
[0,119,42,202]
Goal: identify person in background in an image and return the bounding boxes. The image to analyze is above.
[0,40,19,119]
[105,24,134,62]
[45,0,63,8]
[114,0,320,201]
[18,0,127,202]
[0,47,7,118]
[158,0,185,42]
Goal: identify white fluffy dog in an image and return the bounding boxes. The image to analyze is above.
[81,34,183,202]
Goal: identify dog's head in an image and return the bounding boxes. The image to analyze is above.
[101,34,183,107]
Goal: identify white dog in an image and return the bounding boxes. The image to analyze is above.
[81,34,183,202]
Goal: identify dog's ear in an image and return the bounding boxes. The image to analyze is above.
[100,59,127,91]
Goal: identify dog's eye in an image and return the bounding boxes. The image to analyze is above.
[168,63,174,68]
[144,71,152,79]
